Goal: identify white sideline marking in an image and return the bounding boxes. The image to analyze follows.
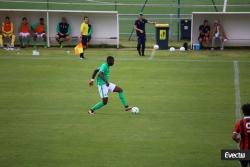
[0,55,250,63]
[148,49,155,60]
[233,61,242,120]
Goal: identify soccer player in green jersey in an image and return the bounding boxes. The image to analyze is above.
[88,56,132,115]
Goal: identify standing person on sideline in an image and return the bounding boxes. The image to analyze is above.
[87,22,92,42]
[79,16,89,60]
[210,20,227,50]
[0,16,15,48]
[88,56,132,115]
[232,103,250,167]
[134,13,156,56]
[19,17,31,48]
[56,17,71,48]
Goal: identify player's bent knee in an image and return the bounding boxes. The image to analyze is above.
[118,87,123,93]
[102,98,108,105]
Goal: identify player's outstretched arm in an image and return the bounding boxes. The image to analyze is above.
[148,20,156,24]
[89,68,99,87]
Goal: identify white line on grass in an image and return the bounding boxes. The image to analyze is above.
[233,61,242,120]
[148,49,156,60]
[1,55,250,63]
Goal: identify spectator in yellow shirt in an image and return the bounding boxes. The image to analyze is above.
[79,16,89,60]
[0,16,16,48]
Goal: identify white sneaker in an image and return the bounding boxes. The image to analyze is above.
[220,47,224,51]
[80,57,83,60]
[211,48,214,51]
[88,110,95,115]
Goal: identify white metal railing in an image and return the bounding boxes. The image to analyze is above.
[0,0,250,8]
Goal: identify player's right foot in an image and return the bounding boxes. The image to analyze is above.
[125,106,132,111]
[88,109,95,115]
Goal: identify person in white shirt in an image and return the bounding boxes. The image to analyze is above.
[210,20,227,50]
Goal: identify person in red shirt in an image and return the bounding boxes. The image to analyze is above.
[31,18,47,48]
[19,17,30,48]
[233,103,250,167]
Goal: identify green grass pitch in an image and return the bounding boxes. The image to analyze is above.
[0,48,250,167]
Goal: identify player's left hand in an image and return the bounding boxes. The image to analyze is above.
[89,79,94,87]
[105,81,109,87]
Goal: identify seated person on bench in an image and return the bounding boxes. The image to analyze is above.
[0,16,15,48]
[198,20,210,49]
[19,17,31,48]
[56,17,71,48]
[211,20,227,50]
[31,18,47,48]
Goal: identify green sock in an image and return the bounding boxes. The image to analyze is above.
[119,92,128,107]
[91,102,105,112]
[44,41,47,48]
[33,41,37,48]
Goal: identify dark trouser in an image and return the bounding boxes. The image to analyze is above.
[137,36,146,56]
[240,161,250,167]
[241,160,250,167]
[56,33,68,44]
[80,35,88,59]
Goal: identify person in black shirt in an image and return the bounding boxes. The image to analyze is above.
[134,13,156,56]
[56,17,71,48]
[198,20,210,49]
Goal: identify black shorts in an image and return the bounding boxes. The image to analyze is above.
[57,33,68,39]
[137,35,146,45]
[198,34,209,41]
[198,34,205,40]
[240,160,250,167]
[82,35,88,48]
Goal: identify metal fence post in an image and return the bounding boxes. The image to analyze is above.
[177,0,180,41]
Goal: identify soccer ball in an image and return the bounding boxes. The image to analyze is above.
[169,47,175,52]
[132,107,140,114]
[180,47,185,51]
[153,44,159,50]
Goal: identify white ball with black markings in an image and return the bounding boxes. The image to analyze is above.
[132,107,140,114]
[153,44,159,50]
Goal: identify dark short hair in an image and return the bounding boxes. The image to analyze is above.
[242,104,250,116]
[204,20,208,23]
[107,56,114,62]
[5,16,10,20]
[40,18,44,21]
[22,17,27,21]
[84,16,88,20]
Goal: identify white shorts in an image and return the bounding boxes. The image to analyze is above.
[35,33,46,38]
[19,32,30,37]
[98,83,116,98]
